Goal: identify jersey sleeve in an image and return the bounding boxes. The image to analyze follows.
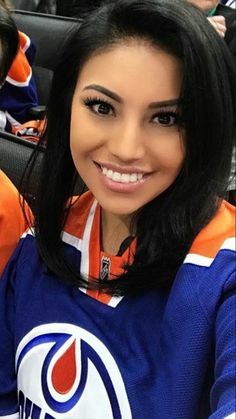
[0,243,23,417]
[0,171,30,276]
[209,270,236,419]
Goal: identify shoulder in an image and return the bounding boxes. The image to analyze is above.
[0,171,28,275]
[187,200,235,264]
[178,201,235,320]
[0,170,24,221]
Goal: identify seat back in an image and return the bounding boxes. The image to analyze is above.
[12,10,80,105]
[0,132,85,207]
[0,131,43,207]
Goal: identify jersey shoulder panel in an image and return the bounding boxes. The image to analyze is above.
[189,201,235,260]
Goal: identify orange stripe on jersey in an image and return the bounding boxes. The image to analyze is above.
[65,194,95,240]
[8,32,31,84]
[189,200,235,258]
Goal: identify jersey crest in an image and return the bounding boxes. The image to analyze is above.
[16,323,132,418]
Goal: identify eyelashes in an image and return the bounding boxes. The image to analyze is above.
[83,96,182,127]
[83,96,115,116]
[151,110,182,127]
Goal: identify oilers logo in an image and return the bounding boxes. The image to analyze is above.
[16,324,132,418]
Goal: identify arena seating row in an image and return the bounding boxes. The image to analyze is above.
[0,10,82,203]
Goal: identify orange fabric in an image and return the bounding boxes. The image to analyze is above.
[8,32,31,84]
[0,170,28,276]
[190,200,236,258]
[65,194,95,239]
[65,192,136,304]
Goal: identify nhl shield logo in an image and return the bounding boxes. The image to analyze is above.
[100,256,111,281]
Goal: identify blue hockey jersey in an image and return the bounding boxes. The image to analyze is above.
[0,192,235,419]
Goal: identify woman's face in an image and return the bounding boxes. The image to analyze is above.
[187,0,219,12]
[70,40,185,216]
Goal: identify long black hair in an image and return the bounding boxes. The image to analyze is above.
[22,0,236,295]
[0,2,19,84]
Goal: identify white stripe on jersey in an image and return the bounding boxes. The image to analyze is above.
[224,413,236,419]
[184,254,213,267]
[184,237,236,267]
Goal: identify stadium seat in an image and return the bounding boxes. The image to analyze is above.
[12,10,80,106]
[0,131,85,207]
[0,131,43,207]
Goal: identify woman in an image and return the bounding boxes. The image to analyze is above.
[0,0,235,417]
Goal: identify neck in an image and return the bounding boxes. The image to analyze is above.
[101,209,133,255]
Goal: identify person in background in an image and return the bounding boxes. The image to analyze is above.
[0,2,29,275]
[188,0,236,205]
[188,0,236,52]
[0,0,235,417]
[0,0,38,132]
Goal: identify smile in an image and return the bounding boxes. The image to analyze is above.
[101,166,144,184]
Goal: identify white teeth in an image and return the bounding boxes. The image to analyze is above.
[120,173,131,183]
[130,174,137,183]
[101,166,143,183]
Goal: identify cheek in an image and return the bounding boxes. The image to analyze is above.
[70,107,108,157]
[149,132,185,172]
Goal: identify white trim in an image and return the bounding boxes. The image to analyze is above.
[79,199,97,280]
[6,68,32,88]
[0,413,19,419]
[108,295,124,307]
[224,413,236,419]
[20,33,30,53]
[62,230,83,252]
[21,228,34,239]
[184,237,236,267]
[183,253,213,267]
[0,111,7,130]
[221,237,236,252]
[61,200,97,293]
[5,111,20,128]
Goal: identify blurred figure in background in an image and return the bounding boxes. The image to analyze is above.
[0,0,38,133]
[0,2,29,274]
[188,0,236,53]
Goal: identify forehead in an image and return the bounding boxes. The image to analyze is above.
[75,40,183,103]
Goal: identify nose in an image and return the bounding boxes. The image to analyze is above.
[107,118,145,162]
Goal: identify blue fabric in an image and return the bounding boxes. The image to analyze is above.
[0,203,235,418]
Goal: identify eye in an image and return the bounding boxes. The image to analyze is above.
[152,111,179,127]
[83,97,115,116]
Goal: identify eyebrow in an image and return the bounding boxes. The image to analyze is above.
[83,84,181,109]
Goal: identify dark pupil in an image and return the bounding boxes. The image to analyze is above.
[159,114,171,125]
[98,103,110,114]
